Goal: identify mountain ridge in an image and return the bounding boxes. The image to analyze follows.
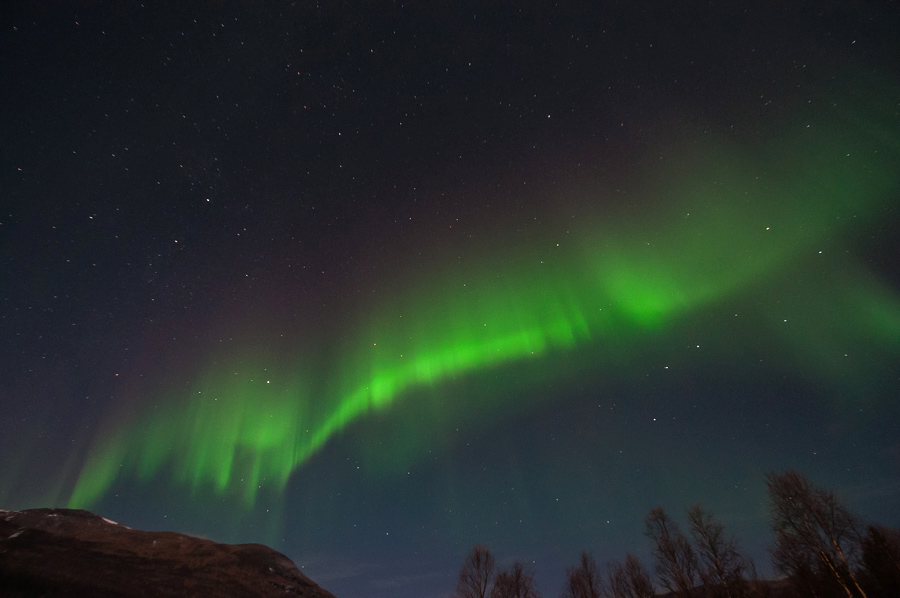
[0,507,337,597]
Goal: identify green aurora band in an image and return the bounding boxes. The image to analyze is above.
[69,91,900,510]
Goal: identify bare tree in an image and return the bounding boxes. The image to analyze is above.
[456,544,496,598]
[492,561,541,598]
[744,559,772,598]
[625,554,656,598]
[606,560,631,598]
[645,506,698,597]
[768,529,823,597]
[687,504,747,598]
[607,554,656,598]
[860,524,900,597]
[766,470,867,598]
[562,552,603,598]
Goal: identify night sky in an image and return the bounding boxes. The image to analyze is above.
[2,3,899,597]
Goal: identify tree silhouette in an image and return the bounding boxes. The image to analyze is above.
[456,544,497,598]
[562,551,603,598]
[687,504,747,598]
[492,561,541,598]
[860,524,900,598]
[445,470,897,598]
[744,559,773,598]
[645,506,697,597]
[766,469,867,598]
[606,554,655,598]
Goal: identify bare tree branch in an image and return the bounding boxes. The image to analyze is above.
[687,504,747,598]
[456,544,496,598]
[860,524,900,597]
[605,554,654,598]
[766,470,867,598]
[492,561,541,598]
[645,506,697,597]
[562,552,603,598]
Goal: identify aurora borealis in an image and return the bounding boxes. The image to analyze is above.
[68,103,900,511]
[3,4,900,597]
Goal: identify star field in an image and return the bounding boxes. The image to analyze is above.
[2,4,899,598]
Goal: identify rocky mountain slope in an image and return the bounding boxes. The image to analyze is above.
[0,508,337,597]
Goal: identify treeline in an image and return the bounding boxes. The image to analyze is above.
[452,470,900,598]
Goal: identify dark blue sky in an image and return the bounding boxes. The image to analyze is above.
[2,3,899,597]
